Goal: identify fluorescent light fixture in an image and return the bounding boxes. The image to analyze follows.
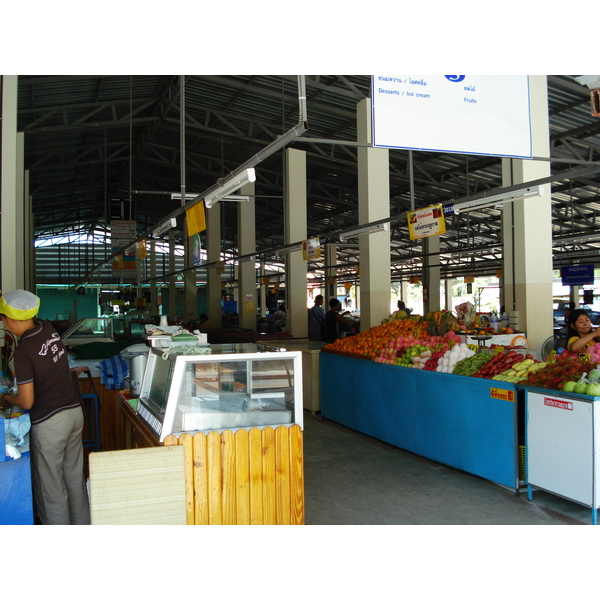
[339,222,389,242]
[453,185,543,215]
[152,217,177,238]
[171,193,250,203]
[204,168,256,209]
[171,193,202,201]
[222,195,250,202]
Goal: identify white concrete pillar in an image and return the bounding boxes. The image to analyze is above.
[284,148,308,338]
[444,279,453,311]
[180,198,201,323]
[357,98,391,328]
[206,202,222,328]
[168,229,177,320]
[501,75,553,350]
[150,240,158,316]
[570,286,580,307]
[423,235,441,314]
[25,170,35,292]
[259,261,267,317]
[15,133,26,290]
[1,76,22,292]
[324,243,338,307]
[401,281,408,304]
[184,268,197,321]
[238,181,256,330]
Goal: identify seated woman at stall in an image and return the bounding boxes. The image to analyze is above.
[566,309,600,354]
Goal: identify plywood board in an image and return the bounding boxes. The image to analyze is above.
[89,446,187,525]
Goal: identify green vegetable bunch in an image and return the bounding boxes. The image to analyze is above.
[452,352,492,377]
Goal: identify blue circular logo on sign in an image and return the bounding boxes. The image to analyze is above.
[445,75,466,82]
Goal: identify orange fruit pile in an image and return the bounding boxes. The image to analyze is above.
[325,319,430,359]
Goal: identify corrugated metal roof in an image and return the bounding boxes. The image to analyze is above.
[11,74,600,286]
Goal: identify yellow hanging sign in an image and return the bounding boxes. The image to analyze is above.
[302,237,321,260]
[186,201,206,237]
[407,204,446,240]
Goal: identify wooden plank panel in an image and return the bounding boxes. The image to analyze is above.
[234,429,251,525]
[89,446,186,525]
[275,425,291,525]
[289,425,305,525]
[102,387,121,451]
[169,433,194,525]
[207,430,223,525]
[193,432,209,525]
[221,429,236,525]
[262,427,276,525]
[248,428,264,525]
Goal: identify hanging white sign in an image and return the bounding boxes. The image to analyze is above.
[372,75,532,159]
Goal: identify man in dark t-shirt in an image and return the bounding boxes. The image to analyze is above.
[0,290,90,525]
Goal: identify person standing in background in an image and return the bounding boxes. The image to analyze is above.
[323,298,352,343]
[308,295,326,341]
[0,290,90,525]
[396,300,410,318]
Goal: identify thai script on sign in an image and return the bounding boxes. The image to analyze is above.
[544,398,573,411]
[490,388,515,402]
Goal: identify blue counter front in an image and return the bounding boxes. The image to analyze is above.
[320,352,520,491]
[2,414,34,525]
[0,455,34,525]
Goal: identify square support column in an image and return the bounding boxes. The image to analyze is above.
[149,240,158,316]
[238,182,256,330]
[1,76,24,292]
[444,279,453,311]
[357,98,391,328]
[284,148,308,338]
[324,243,338,307]
[206,202,222,328]
[501,75,553,351]
[168,230,177,319]
[423,235,441,315]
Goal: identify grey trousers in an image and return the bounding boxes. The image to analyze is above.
[30,406,91,525]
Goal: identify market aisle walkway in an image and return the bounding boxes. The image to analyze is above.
[302,412,590,525]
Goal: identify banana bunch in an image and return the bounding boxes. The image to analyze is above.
[492,359,546,383]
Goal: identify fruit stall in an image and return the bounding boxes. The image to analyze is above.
[319,309,600,507]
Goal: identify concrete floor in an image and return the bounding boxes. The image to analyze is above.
[302,412,593,525]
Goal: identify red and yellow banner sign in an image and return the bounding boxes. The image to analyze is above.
[302,237,321,260]
[407,204,446,240]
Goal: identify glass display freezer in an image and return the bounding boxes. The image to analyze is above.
[135,343,303,442]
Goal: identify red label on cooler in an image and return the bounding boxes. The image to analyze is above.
[544,398,573,411]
